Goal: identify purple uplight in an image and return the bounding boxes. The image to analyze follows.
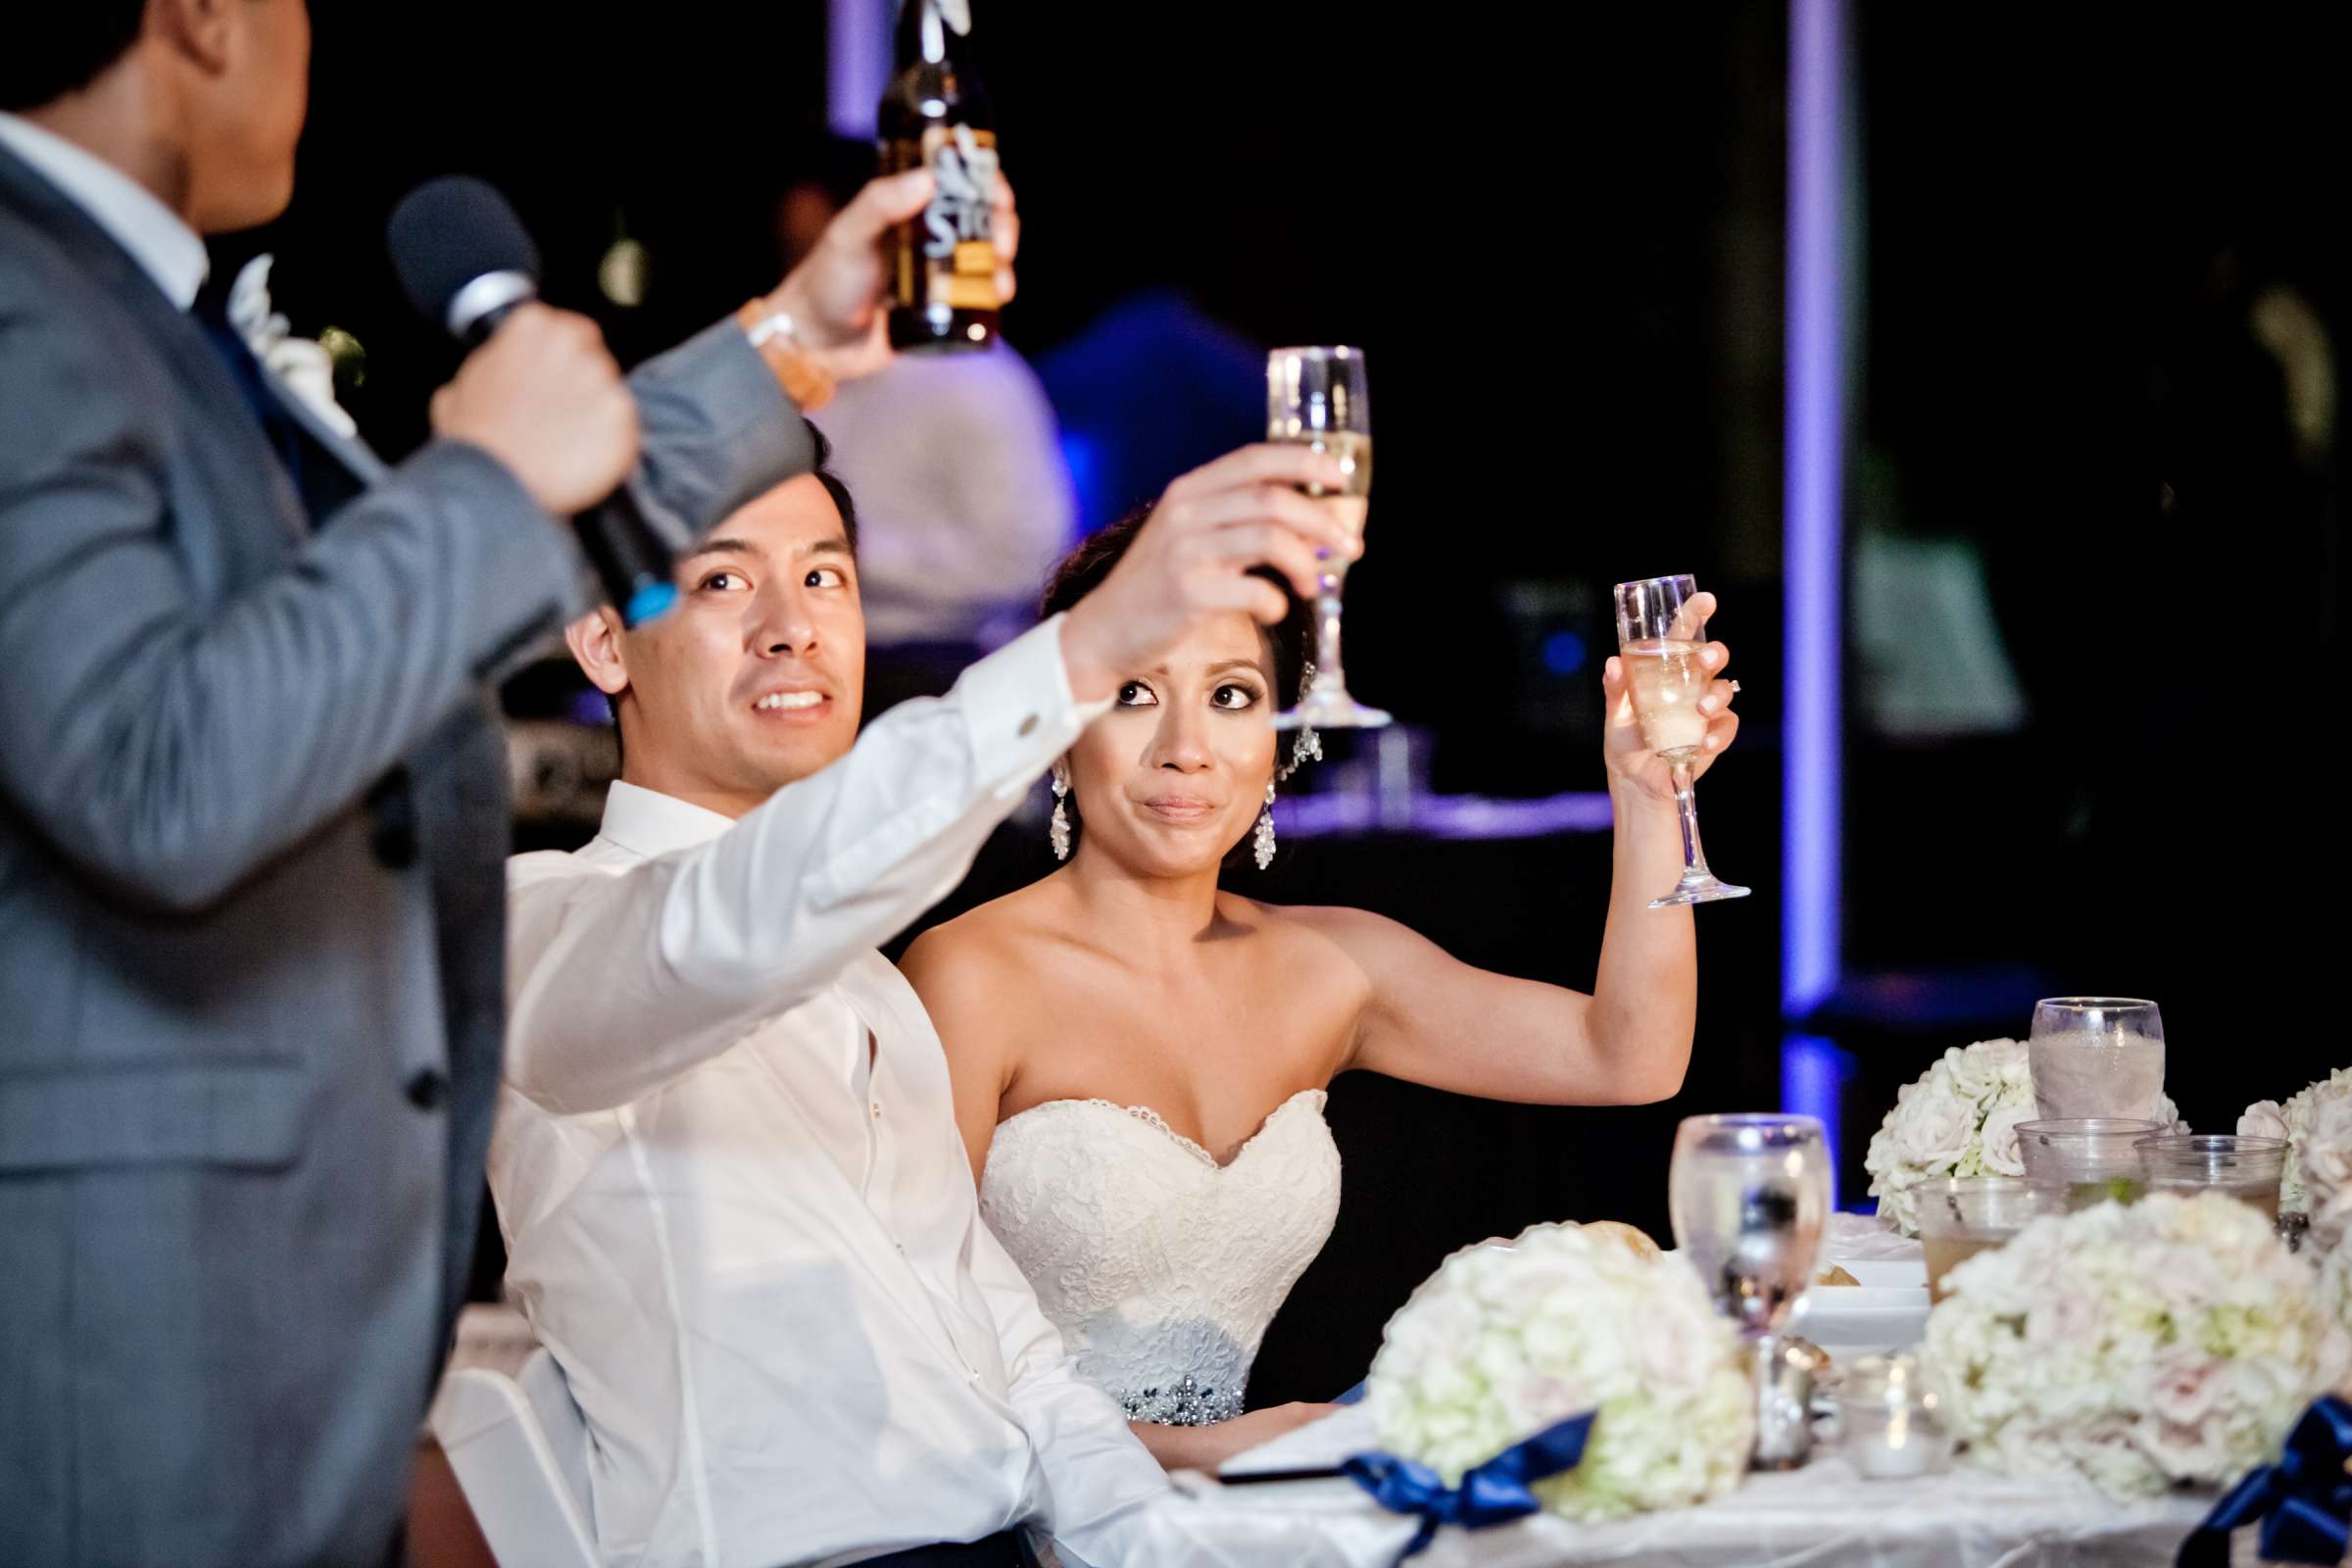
[1276,790,1615,842]
[1782,1035,1859,1211]
[826,0,890,139]
[1784,0,1845,1022]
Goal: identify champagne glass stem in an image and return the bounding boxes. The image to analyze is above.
[1310,564,1346,697]
[1672,760,1712,878]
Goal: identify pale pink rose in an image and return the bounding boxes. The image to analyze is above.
[1628,1305,1689,1385]
[2151,1351,2225,1427]
[2140,1415,2230,1482]
[1895,1092,1971,1167]
[1979,1102,2034,1177]
[2302,1100,2352,1205]
[2026,1283,2100,1346]
[2239,1101,2290,1142]
[2314,1189,2352,1252]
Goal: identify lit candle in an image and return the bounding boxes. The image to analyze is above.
[1836,1354,1950,1480]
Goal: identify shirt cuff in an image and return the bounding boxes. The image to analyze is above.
[953,612,1113,805]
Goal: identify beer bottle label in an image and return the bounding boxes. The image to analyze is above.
[907,123,999,313]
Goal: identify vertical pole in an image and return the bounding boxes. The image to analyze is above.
[829,0,892,139]
[1784,0,1845,1023]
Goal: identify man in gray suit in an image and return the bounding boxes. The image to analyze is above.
[0,3,935,1562]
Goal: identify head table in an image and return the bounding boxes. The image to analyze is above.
[1186,1402,2226,1567]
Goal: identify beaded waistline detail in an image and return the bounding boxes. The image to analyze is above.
[1114,1374,1246,1426]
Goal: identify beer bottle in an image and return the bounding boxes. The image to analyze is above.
[879,0,999,352]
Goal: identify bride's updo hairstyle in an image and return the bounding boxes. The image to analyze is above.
[1038,506,1315,862]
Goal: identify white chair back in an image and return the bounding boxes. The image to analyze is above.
[430,1346,600,1568]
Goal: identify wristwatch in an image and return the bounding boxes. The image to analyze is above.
[735,299,836,414]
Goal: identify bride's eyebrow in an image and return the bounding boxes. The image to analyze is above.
[1204,659,1266,677]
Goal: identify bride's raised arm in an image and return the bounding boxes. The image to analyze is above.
[1295,894,1688,1105]
[1312,629,1740,1106]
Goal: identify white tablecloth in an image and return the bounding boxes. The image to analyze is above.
[1187,1406,2225,1567]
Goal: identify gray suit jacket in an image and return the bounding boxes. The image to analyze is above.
[0,141,813,1567]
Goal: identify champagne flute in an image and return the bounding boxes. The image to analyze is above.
[1668,1114,1833,1339]
[1614,574,1748,906]
[1267,346,1388,730]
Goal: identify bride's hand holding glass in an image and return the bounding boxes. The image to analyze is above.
[1601,592,1740,804]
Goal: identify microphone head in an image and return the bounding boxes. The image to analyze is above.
[386,175,542,337]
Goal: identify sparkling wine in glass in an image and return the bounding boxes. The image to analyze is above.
[1668,1114,1833,1339]
[1614,574,1748,906]
[1267,345,1388,730]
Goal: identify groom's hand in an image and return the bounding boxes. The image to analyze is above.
[1058,444,1362,707]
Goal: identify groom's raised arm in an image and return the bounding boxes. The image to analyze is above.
[505,617,1101,1114]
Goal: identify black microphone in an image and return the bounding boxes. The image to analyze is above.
[386,175,677,627]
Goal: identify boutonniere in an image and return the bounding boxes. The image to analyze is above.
[227,254,360,440]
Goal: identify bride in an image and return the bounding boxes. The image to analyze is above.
[900,513,1740,1470]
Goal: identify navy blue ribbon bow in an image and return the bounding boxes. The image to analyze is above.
[2179,1396,2352,1566]
[1342,1412,1596,1559]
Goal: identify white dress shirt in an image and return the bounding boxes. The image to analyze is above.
[496,619,1197,1568]
[0,112,208,309]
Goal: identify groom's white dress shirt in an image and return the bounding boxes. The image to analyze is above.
[491,616,1202,1568]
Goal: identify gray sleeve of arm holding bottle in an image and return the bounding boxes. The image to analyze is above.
[624,318,820,551]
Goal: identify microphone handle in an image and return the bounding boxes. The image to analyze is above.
[466,300,677,628]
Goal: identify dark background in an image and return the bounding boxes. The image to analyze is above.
[237,2,2347,1405]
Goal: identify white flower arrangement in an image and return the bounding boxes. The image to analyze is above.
[1924,1193,2349,1497]
[2319,1245,2352,1338]
[1362,1222,1753,1523]
[1865,1039,2180,1237]
[2240,1068,2352,1218]
[2300,1098,2352,1254]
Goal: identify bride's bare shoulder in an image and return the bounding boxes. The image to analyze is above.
[901,879,1070,993]
[1232,898,1417,965]
[1232,896,1400,937]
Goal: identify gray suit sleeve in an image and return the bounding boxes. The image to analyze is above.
[0,303,581,915]
[0,309,812,917]
[623,319,818,550]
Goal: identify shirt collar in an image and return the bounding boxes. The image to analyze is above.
[0,112,210,310]
[595,780,738,860]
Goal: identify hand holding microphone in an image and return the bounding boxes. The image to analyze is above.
[389,176,673,626]
[428,305,637,516]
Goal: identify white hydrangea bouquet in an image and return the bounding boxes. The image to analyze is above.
[2240,1068,2352,1219]
[2299,1097,2352,1254]
[1865,1038,2181,1236]
[1362,1222,1753,1523]
[1924,1193,2349,1497]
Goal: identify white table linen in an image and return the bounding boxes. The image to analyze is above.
[1199,1405,2219,1567]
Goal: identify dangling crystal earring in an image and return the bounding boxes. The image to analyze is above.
[1252,779,1278,870]
[1279,660,1324,784]
[1049,766,1072,861]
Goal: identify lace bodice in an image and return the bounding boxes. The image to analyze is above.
[979,1089,1342,1425]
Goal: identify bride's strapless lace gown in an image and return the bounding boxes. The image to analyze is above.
[979,1089,1342,1425]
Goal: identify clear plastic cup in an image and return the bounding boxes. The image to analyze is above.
[1915,1177,2067,1302]
[2015,1117,2161,1202]
[2134,1134,2287,1222]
